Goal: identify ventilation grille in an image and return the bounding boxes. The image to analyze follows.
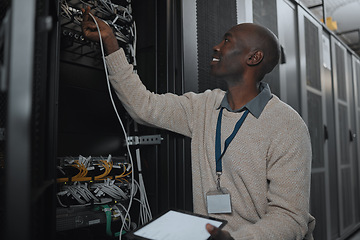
[307,91,324,168]
[196,0,237,92]
[341,167,354,228]
[0,0,10,232]
[339,103,349,164]
[304,18,321,90]
[335,44,347,101]
[31,0,52,188]
[355,61,360,107]
[0,0,10,162]
[310,172,327,239]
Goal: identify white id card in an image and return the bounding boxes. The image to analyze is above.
[206,188,232,214]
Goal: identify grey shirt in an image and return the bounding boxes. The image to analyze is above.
[218,82,273,118]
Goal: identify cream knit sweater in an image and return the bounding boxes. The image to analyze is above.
[106,49,315,239]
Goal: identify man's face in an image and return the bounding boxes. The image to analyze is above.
[210,27,249,79]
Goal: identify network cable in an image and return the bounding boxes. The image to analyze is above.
[88,12,134,240]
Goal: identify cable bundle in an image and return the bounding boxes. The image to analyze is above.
[57,155,132,183]
[133,149,152,226]
[92,178,129,200]
[57,181,100,207]
[56,155,132,207]
[60,0,137,66]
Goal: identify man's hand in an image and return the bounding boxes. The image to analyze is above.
[81,6,119,55]
[206,224,234,240]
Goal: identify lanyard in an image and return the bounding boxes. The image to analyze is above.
[215,108,249,174]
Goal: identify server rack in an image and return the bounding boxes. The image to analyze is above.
[277,0,301,112]
[297,7,330,239]
[352,56,360,221]
[0,1,10,235]
[323,31,340,240]
[2,0,59,239]
[331,36,359,237]
[55,0,187,238]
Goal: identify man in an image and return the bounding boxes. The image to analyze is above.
[81,6,315,239]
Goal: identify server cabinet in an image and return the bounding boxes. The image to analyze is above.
[2,0,59,239]
[352,57,360,225]
[323,33,340,240]
[55,1,191,237]
[331,37,359,237]
[348,53,360,228]
[3,1,37,238]
[277,0,300,112]
[298,8,331,240]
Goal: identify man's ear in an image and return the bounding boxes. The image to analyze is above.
[246,50,264,65]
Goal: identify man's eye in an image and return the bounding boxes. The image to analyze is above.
[224,39,229,42]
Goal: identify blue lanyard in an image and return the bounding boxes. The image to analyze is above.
[215,108,249,173]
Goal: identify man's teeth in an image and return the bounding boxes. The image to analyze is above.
[213,58,220,62]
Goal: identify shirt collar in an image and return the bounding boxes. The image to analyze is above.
[218,82,273,118]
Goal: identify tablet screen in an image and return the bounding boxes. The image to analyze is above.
[131,210,226,240]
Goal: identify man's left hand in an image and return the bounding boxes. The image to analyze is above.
[206,224,234,240]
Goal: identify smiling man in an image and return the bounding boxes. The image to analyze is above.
[82,6,315,239]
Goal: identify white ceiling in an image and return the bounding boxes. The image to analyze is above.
[300,0,360,55]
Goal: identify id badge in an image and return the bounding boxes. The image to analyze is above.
[206,187,232,214]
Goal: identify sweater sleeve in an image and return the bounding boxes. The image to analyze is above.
[231,113,314,240]
[105,48,195,137]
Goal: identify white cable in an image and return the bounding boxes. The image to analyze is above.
[115,202,132,231]
[88,13,135,240]
[135,150,152,223]
[132,21,137,56]
[132,178,152,225]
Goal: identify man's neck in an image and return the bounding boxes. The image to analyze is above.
[227,81,260,110]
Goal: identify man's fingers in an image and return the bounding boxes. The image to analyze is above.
[83,31,98,41]
[206,224,234,240]
[81,21,97,40]
[81,6,91,22]
[80,5,116,48]
[206,224,219,236]
[82,21,97,30]
[81,7,102,29]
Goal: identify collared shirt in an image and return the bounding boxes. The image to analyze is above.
[218,82,273,119]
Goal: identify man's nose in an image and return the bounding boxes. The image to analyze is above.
[212,42,222,52]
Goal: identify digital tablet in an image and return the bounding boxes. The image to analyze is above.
[124,209,227,240]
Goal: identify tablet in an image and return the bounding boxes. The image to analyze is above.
[124,209,227,240]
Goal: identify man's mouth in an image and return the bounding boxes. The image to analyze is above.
[212,58,220,62]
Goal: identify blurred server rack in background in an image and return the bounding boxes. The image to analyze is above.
[1,0,59,239]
